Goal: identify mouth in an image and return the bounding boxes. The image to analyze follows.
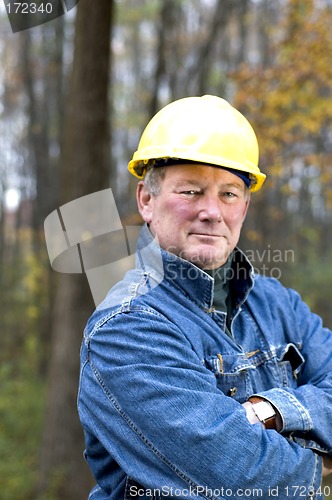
[189,233,224,241]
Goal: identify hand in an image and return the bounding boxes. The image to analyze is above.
[322,455,332,478]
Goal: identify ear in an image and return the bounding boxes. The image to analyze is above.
[137,181,153,223]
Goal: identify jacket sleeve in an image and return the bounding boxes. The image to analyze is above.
[252,287,332,456]
[78,305,323,499]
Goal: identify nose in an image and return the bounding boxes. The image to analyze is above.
[197,194,222,223]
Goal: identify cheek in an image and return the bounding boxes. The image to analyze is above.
[151,201,192,242]
[171,199,197,219]
[224,207,247,229]
[161,199,194,223]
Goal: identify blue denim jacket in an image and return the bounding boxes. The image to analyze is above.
[78,224,332,499]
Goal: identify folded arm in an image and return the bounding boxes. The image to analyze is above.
[79,307,324,498]
[243,288,332,463]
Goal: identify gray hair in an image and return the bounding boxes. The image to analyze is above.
[143,166,167,195]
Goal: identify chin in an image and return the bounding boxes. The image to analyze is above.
[187,254,226,270]
[182,243,230,268]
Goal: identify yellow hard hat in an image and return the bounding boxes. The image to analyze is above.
[128,95,266,192]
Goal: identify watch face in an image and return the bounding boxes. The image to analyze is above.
[252,401,276,421]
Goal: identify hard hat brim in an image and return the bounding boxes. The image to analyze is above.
[128,156,266,192]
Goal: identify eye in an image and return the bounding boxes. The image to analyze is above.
[221,191,240,203]
[180,190,201,196]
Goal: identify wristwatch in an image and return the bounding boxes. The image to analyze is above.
[248,396,277,430]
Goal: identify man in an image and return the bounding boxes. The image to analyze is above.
[78,95,332,499]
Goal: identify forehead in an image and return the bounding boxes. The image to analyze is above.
[162,163,244,187]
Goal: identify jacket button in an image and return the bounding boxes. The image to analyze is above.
[229,387,237,397]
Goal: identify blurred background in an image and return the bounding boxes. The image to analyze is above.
[1,0,332,498]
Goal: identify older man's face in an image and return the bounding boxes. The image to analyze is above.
[137,163,250,269]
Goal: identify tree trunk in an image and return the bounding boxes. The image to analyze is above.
[37,1,113,498]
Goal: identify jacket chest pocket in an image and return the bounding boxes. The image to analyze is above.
[215,369,249,400]
[204,343,304,403]
[275,343,305,386]
[204,352,255,401]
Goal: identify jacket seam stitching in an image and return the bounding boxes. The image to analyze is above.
[87,306,167,340]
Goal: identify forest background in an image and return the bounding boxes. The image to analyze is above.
[1,0,332,498]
